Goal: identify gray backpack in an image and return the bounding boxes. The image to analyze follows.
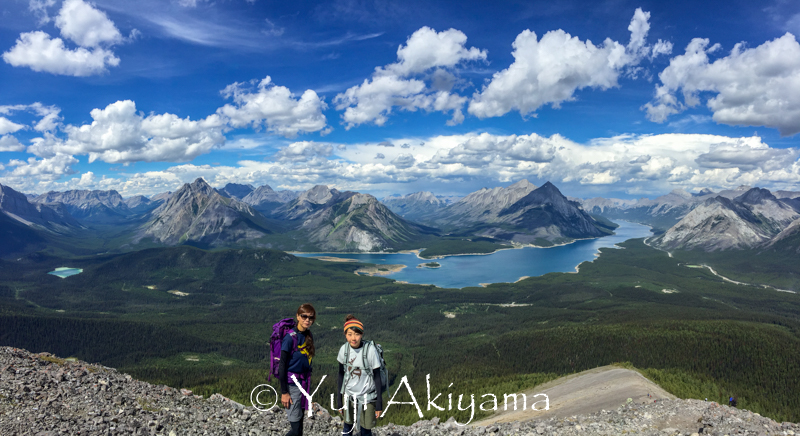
[342,340,388,393]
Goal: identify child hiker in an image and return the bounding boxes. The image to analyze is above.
[279,303,316,436]
[335,315,383,436]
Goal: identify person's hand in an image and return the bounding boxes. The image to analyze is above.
[281,393,292,408]
[375,410,382,419]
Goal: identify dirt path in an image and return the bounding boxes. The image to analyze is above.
[476,365,676,425]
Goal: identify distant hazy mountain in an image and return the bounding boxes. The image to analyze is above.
[381,191,453,222]
[269,185,434,251]
[580,197,638,213]
[33,189,132,223]
[217,183,255,200]
[766,217,800,253]
[241,185,299,214]
[735,188,799,232]
[431,179,537,226]
[0,184,81,256]
[272,185,341,221]
[140,178,274,246]
[297,192,434,251]
[0,184,80,229]
[124,195,162,214]
[652,188,800,251]
[774,190,800,200]
[581,186,755,232]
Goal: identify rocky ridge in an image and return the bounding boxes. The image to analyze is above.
[382,191,451,222]
[217,183,255,201]
[652,188,800,251]
[141,178,274,246]
[433,180,537,226]
[241,185,298,213]
[32,189,131,222]
[3,347,797,436]
[0,184,80,229]
[580,186,758,232]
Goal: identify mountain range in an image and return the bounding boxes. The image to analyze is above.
[651,188,800,251]
[4,178,797,257]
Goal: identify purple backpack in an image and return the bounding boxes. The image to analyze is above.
[269,317,298,381]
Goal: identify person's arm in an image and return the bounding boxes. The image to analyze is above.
[279,345,293,408]
[335,362,345,410]
[279,350,290,394]
[372,367,383,413]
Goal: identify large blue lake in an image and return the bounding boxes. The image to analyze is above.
[295,221,652,289]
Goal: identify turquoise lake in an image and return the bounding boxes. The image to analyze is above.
[295,221,653,288]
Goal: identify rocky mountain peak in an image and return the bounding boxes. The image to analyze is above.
[298,185,336,204]
[536,181,559,194]
[142,179,272,246]
[694,187,715,197]
[406,191,439,204]
[348,193,377,208]
[218,183,255,200]
[735,187,777,205]
[508,179,536,191]
[186,178,216,196]
[669,188,693,200]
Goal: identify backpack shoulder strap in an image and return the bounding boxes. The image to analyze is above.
[362,340,371,370]
[288,330,299,355]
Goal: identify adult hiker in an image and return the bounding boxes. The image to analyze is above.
[335,315,384,436]
[279,303,316,436]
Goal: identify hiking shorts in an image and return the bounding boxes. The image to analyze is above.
[286,384,305,423]
[343,400,377,429]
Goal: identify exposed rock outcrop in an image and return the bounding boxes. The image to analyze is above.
[1,347,797,436]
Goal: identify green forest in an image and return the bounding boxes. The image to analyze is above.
[1,239,799,425]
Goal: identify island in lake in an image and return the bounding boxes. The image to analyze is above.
[417,262,441,269]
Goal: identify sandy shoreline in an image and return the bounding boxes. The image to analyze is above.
[353,264,407,276]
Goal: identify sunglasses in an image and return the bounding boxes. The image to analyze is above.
[299,314,316,321]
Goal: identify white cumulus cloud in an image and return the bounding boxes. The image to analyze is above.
[335,26,487,128]
[27,100,226,164]
[382,26,487,77]
[644,33,800,136]
[55,0,123,48]
[469,8,670,119]
[217,76,328,138]
[0,117,26,136]
[3,0,124,76]
[2,31,120,76]
[7,154,79,182]
[0,136,25,152]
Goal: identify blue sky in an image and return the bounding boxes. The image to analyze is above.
[1,0,800,199]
